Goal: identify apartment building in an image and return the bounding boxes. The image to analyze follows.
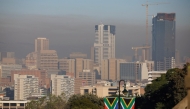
[11,69,49,88]
[51,74,74,100]
[14,74,39,100]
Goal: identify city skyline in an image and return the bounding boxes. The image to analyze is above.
[0,0,190,59]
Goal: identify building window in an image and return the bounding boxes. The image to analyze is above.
[84,89,89,94]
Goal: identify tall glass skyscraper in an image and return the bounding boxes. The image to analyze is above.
[94,24,115,64]
[152,13,176,71]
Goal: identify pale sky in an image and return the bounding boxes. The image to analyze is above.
[0,0,190,59]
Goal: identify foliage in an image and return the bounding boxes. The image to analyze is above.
[26,93,103,109]
[65,94,104,109]
[135,63,189,109]
[26,93,66,109]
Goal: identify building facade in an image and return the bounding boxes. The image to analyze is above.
[0,100,27,109]
[120,62,148,82]
[50,74,74,100]
[80,85,141,98]
[0,52,15,61]
[94,24,115,64]
[25,52,38,69]
[11,69,49,88]
[148,71,167,84]
[37,50,58,70]
[0,64,22,78]
[14,74,39,100]
[69,52,87,59]
[152,13,176,71]
[78,70,95,86]
[101,59,126,81]
[35,37,49,52]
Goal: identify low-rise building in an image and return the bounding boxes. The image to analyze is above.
[148,71,167,84]
[0,100,27,109]
[80,85,141,98]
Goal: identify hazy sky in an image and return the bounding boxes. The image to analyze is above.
[0,0,190,59]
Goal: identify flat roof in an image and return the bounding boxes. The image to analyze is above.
[0,100,28,103]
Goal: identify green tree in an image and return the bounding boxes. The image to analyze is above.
[26,93,66,109]
[136,63,189,109]
[65,94,104,109]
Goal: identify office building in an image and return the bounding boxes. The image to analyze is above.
[148,71,167,84]
[175,50,180,67]
[78,70,95,86]
[75,58,94,78]
[58,58,75,74]
[144,60,154,72]
[0,64,22,78]
[51,74,74,100]
[58,58,93,78]
[101,59,126,81]
[25,52,38,69]
[91,47,95,61]
[37,50,58,70]
[69,52,87,59]
[1,58,16,65]
[120,62,148,82]
[35,37,49,52]
[0,52,15,61]
[94,24,115,64]
[152,13,176,71]
[14,74,39,100]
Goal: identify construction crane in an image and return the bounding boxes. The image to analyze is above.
[142,2,168,60]
[132,46,151,61]
[142,2,169,46]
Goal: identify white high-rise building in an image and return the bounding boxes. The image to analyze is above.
[35,38,49,52]
[94,24,115,64]
[51,74,74,100]
[14,74,39,100]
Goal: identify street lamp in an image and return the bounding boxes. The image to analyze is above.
[118,80,128,109]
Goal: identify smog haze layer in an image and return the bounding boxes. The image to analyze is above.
[0,0,190,58]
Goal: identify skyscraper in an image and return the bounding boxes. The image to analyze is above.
[94,24,115,64]
[35,38,49,52]
[152,13,176,71]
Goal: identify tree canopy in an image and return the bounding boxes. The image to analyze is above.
[136,63,189,109]
[26,93,104,109]
[65,94,104,109]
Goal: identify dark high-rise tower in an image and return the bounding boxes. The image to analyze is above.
[152,13,176,71]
